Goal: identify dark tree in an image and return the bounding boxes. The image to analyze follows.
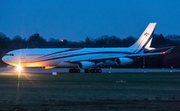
[121,36,136,47]
[0,32,11,52]
[85,37,94,47]
[94,35,112,47]
[28,33,46,48]
[48,38,60,42]
[166,34,180,43]
[151,34,167,47]
[107,36,122,47]
[11,35,24,49]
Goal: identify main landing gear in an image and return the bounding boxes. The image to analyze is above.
[69,68,102,73]
[84,69,102,73]
[69,68,80,73]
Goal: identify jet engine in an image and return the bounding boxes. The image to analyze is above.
[78,61,95,69]
[116,58,133,65]
[105,60,119,65]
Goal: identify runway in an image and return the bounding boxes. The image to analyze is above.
[0,67,180,73]
[1,67,180,110]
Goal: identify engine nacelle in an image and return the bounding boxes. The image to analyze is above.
[116,58,133,65]
[105,60,119,65]
[78,61,95,69]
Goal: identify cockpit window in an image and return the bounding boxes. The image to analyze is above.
[6,54,14,56]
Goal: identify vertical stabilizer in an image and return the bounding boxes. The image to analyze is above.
[130,23,156,53]
[145,37,153,49]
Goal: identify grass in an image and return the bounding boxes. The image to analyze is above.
[0,72,180,110]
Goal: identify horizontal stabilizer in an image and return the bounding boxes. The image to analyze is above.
[144,46,175,53]
[127,46,175,57]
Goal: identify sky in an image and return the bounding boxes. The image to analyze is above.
[0,0,180,41]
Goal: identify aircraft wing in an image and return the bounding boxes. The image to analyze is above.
[69,46,175,63]
[126,52,165,57]
[69,55,120,62]
[68,52,163,63]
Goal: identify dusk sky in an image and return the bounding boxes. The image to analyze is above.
[0,0,180,41]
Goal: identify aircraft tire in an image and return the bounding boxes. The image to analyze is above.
[69,69,72,73]
[69,69,81,73]
[84,69,89,73]
[90,69,95,73]
[94,69,97,73]
[77,69,80,73]
[98,69,102,73]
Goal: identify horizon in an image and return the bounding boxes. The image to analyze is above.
[1,32,179,42]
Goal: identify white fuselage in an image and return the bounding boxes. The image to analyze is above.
[2,47,135,68]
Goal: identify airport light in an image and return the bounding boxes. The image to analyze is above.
[17,65,22,71]
[162,51,166,54]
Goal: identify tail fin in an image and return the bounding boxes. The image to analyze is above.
[130,23,156,53]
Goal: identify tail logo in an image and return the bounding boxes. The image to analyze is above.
[144,32,149,36]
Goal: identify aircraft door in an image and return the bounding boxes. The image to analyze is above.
[20,51,26,62]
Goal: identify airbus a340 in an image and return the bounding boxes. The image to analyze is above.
[2,23,174,73]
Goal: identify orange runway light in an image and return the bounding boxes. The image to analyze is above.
[17,65,22,71]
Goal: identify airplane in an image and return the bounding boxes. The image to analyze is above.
[2,23,174,73]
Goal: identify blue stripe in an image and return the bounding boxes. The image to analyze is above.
[33,51,135,62]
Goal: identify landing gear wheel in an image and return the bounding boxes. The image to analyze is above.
[84,69,89,73]
[89,69,102,73]
[69,68,81,73]
[90,69,94,73]
[77,69,80,73]
[69,69,72,73]
[98,69,102,73]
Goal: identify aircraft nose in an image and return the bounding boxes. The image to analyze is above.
[2,56,9,63]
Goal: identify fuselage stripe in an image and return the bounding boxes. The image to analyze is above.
[38,48,83,58]
[30,51,135,62]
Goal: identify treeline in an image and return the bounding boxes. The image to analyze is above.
[0,32,180,68]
